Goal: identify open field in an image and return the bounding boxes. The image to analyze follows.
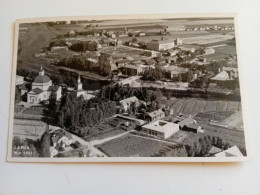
[96,134,179,157]
[13,119,47,141]
[163,98,241,115]
[181,34,234,45]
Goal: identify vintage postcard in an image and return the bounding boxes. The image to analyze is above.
[7,13,250,162]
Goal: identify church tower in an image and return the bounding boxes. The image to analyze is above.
[77,74,83,91]
[39,66,44,76]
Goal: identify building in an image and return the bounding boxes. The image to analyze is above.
[145,109,165,122]
[50,46,68,51]
[141,120,179,139]
[175,116,204,133]
[214,146,244,157]
[16,75,24,85]
[174,38,183,46]
[204,47,215,55]
[146,39,175,51]
[74,75,95,100]
[210,71,233,83]
[68,30,76,37]
[119,96,141,112]
[27,67,61,104]
[163,65,188,80]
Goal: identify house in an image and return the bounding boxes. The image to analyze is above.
[27,67,62,104]
[68,30,76,37]
[214,146,244,157]
[16,75,24,85]
[51,129,73,148]
[141,120,179,139]
[145,109,165,122]
[119,96,141,112]
[210,71,233,83]
[163,65,188,80]
[204,47,215,55]
[50,46,68,51]
[179,46,196,53]
[176,116,203,133]
[146,39,175,51]
[138,32,146,37]
[174,38,182,46]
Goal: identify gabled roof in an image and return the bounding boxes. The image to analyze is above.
[147,109,164,118]
[186,123,201,130]
[210,71,232,81]
[214,145,243,157]
[178,117,196,128]
[208,146,222,155]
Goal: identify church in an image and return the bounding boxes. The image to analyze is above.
[74,75,95,100]
[27,67,62,104]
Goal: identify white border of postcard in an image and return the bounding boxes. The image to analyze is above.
[7,13,251,163]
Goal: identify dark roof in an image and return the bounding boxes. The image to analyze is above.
[33,75,51,83]
[178,117,195,128]
[187,123,201,130]
[47,85,59,92]
[32,88,43,95]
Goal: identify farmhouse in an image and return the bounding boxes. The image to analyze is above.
[145,109,165,122]
[146,39,175,51]
[174,38,183,46]
[141,120,179,139]
[176,116,203,133]
[16,75,24,85]
[27,67,61,104]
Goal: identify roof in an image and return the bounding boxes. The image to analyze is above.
[186,123,201,130]
[147,109,164,118]
[210,71,232,81]
[142,120,179,133]
[215,146,243,157]
[30,88,43,95]
[119,96,139,107]
[47,85,59,92]
[164,65,188,74]
[178,117,196,128]
[33,75,51,84]
[208,146,222,155]
[148,39,174,45]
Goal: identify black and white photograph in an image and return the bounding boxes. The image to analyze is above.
[7,14,249,162]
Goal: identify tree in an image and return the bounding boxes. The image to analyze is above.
[48,90,57,115]
[15,86,21,103]
[40,131,50,157]
[99,54,111,76]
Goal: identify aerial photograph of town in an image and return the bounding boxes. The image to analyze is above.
[9,16,247,160]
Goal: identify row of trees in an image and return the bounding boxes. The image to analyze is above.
[69,41,98,52]
[57,53,111,77]
[100,84,163,112]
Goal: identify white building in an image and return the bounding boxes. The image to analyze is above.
[16,75,24,85]
[119,96,141,112]
[146,39,175,51]
[27,67,62,104]
[142,120,179,139]
[74,75,95,100]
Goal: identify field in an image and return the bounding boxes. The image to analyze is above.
[181,33,234,45]
[13,119,47,141]
[163,98,241,115]
[96,134,179,157]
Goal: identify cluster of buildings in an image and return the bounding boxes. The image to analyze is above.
[118,96,204,140]
[185,25,235,32]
